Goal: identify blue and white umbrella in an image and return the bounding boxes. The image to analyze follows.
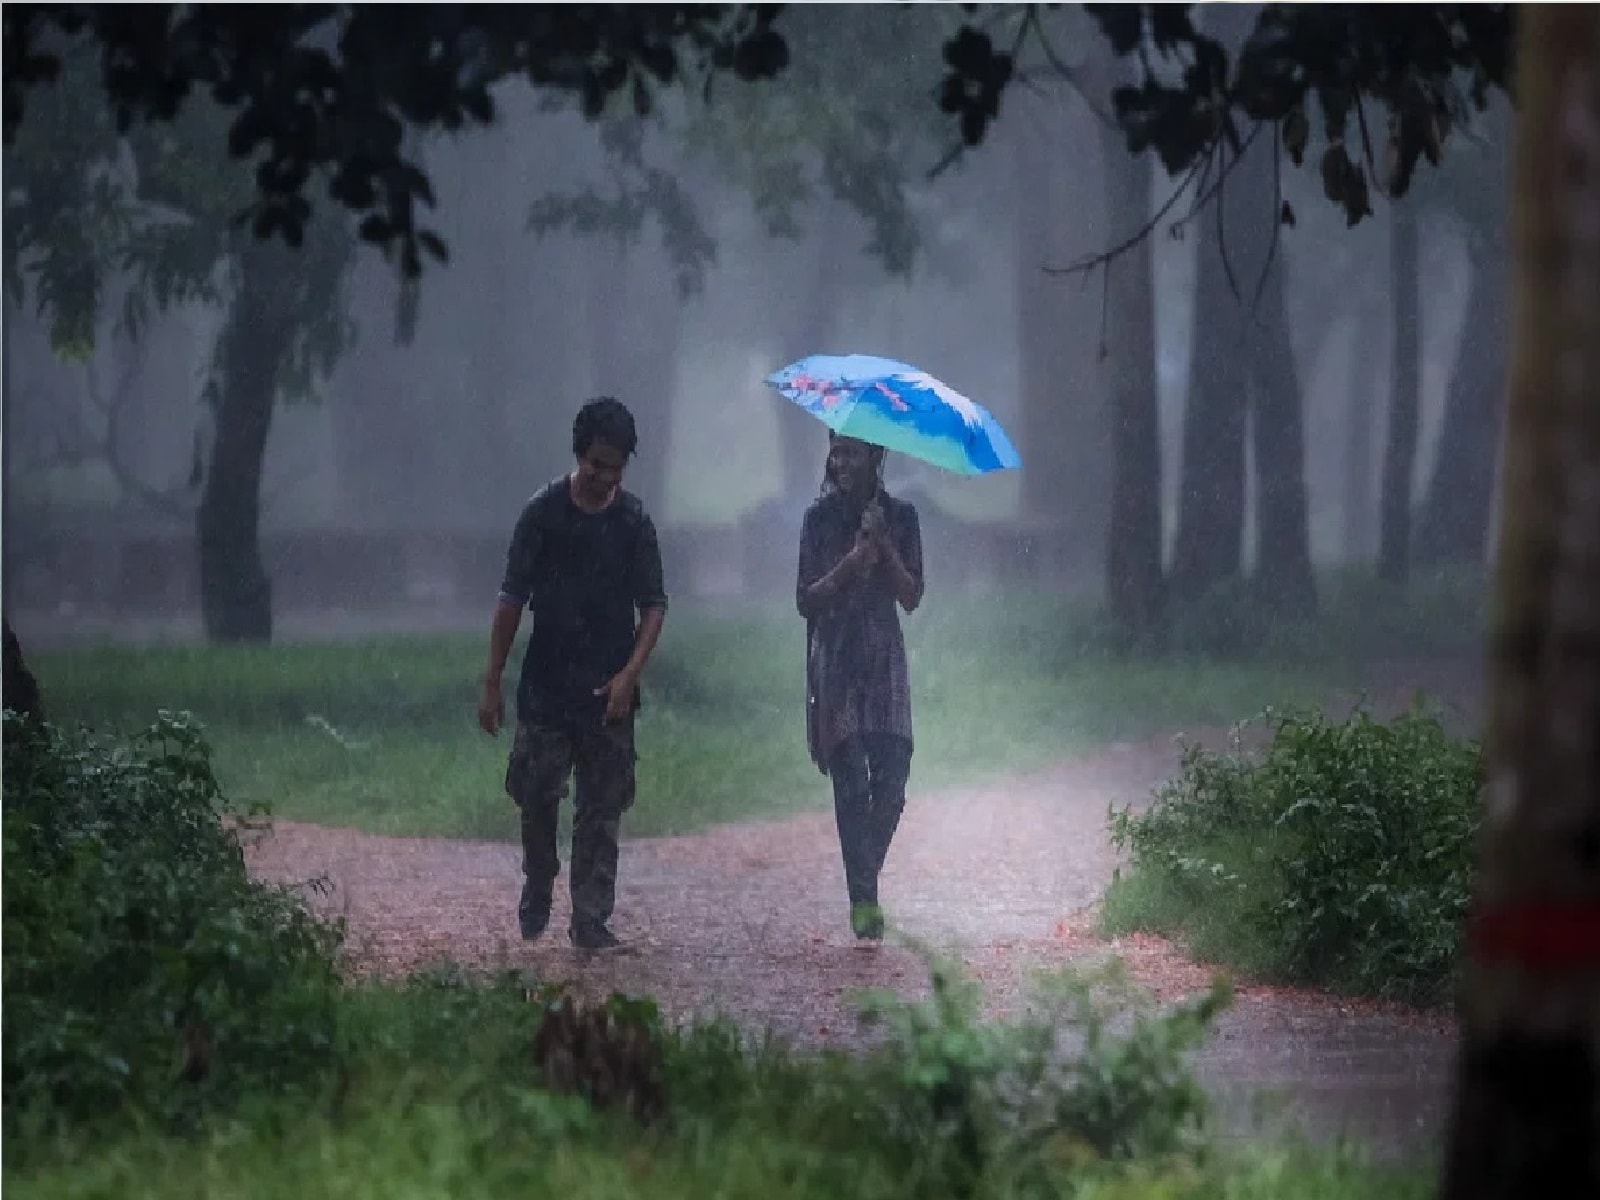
[766,354,1021,476]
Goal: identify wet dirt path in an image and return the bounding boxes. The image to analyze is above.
[249,674,1475,1164]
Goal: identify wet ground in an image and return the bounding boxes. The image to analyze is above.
[249,664,1478,1164]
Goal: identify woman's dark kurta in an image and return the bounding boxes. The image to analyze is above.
[795,490,924,774]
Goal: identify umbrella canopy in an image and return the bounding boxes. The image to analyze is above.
[766,354,1021,476]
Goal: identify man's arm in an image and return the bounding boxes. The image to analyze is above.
[595,512,670,721]
[624,606,666,679]
[479,599,523,734]
[480,500,539,736]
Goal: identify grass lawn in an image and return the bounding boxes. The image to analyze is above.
[29,594,1367,840]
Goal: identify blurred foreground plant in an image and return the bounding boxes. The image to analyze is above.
[2,710,343,1131]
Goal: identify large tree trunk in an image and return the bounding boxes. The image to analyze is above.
[1438,8,1600,1196]
[198,221,351,644]
[1100,118,1165,645]
[1011,91,1111,546]
[1415,241,1510,568]
[1209,11,1317,617]
[1169,204,1250,600]
[197,236,300,644]
[1379,197,1422,585]
[1249,239,1317,617]
[1169,0,1258,604]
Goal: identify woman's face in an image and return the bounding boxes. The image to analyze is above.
[828,436,878,499]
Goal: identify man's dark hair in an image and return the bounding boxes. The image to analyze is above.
[572,396,638,459]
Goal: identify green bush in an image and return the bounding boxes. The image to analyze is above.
[1,711,343,1132]
[553,951,1231,1196]
[850,957,1231,1194]
[1105,705,1481,1003]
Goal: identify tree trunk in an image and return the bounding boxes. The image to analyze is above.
[1169,0,1259,604]
[1101,119,1165,646]
[1379,197,1421,585]
[3,617,44,721]
[1439,9,1600,1196]
[196,237,298,644]
[1199,7,1318,617]
[1415,242,1510,568]
[1169,202,1250,600]
[1342,308,1385,562]
[1011,91,1111,547]
[1248,237,1318,616]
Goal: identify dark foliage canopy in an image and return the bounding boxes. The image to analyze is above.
[944,4,1516,227]
[4,3,1518,274]
[4,4,791,274]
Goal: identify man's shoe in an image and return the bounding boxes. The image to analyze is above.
[850,903,885,942]
[519,907,551,941]
[569,921,622,951]
[519,888,551,941]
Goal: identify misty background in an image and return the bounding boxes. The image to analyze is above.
[2,5,1509,643]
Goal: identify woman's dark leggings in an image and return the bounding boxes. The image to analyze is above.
[827,733,912,906]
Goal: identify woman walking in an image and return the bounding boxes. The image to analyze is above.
[795,432,925,941]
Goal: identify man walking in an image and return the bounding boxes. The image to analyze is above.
[478,397,668,950]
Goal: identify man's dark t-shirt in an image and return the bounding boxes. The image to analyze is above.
[498,477,668,728]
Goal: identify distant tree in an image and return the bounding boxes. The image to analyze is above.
[1073,5,1314,623]
[1411,101,1512,570]
[4,45,353,643]
[2,5,790,642]
[1378,194,1421,587]
[1098,80,1165,646]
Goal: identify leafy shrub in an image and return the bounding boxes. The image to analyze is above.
[849,956,1230,1194]
[1106,705,1481,1003]
[644,951,1232,1197]
[2,711,343,1131]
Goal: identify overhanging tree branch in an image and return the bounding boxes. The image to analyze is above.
[1046,119,1265,285]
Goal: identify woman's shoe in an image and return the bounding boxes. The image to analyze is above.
[850,902,885,941]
